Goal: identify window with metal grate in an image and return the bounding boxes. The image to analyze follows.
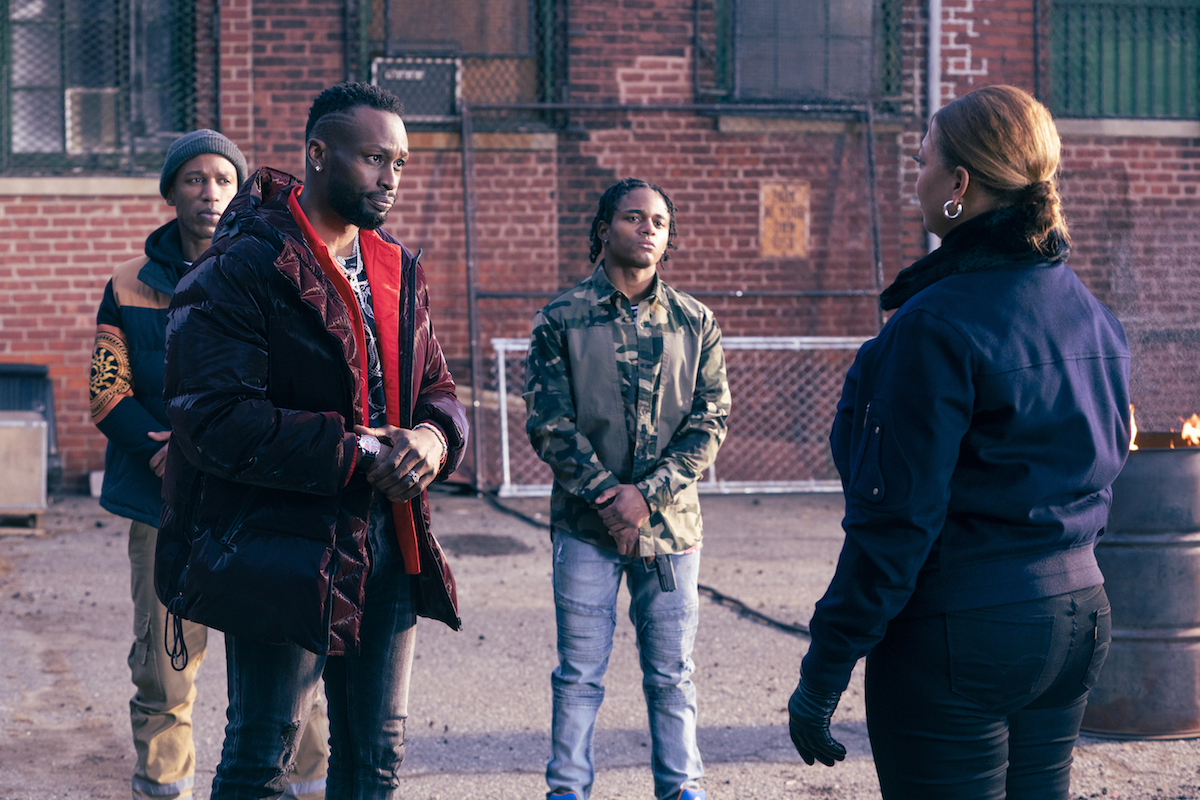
[695,0,904,110]
[1050,0,1200,119]
[361,0,562,129]
[2,0,203,173]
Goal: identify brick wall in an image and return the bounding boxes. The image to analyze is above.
[567,0,694,104]
[389,143,560,369]
[0,184,174,488]
[216,0,348,173]
[220,0,256,163]
[250,0,347,175]
[1060,135,1200,431]
[551,115,903,339]
[4,0,1198,486]
[928,0,1200,431]
[935,0,1036,103]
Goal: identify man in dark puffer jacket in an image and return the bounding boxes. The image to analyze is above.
[90,130,330,800]
[156,84,467,798]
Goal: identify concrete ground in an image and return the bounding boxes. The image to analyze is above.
[1,491,1198,799]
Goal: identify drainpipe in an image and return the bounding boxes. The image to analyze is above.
[927,0,943,254]
[460,104,486,490]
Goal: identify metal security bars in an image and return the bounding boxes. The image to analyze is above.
[695,0,905,109]
[491,336,870,497]
[1,0,213,173]
[356,0,564,130]
[359,0,904,127]
[1050,0,1200,119]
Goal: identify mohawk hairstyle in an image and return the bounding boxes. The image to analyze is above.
[588,178,678,264]
[305,81,404,141]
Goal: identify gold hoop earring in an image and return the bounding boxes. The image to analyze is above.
[943,199,963,220]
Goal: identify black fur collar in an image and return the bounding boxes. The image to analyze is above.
[880,205,1069,311]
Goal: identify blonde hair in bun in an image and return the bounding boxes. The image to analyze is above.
[933,85,1070,255]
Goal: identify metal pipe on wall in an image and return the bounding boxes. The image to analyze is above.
[212,0,221,131]
[459,105,487,490]
[693,0,701,98]
[384,0,393,57]
[927,0,943,254]
[864,106,885,331]
[343,0,355,81]
[1033,0,1043,100]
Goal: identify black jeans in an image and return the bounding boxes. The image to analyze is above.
[212,499,417,800]
[865,585,1111,800]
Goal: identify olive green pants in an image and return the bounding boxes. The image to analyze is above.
[128,520,329,799]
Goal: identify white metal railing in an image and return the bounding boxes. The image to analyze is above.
[491,336,871,498]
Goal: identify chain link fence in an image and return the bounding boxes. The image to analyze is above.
[489,336,869,497]
[2,0,214,173]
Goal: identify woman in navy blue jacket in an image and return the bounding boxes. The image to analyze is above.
[788,85,1131,799]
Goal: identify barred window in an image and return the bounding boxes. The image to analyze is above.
[1050,0,1200,119]
[2,0,201,173]
[698,0,903,106]
[364,0,560,123]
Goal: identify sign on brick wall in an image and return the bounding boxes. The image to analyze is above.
[759,181,811,258]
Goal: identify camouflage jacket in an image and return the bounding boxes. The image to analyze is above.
[524,265,730,555]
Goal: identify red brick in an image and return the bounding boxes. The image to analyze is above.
[3,0,1197,482]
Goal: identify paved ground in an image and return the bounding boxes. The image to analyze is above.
[1,491,1198,799]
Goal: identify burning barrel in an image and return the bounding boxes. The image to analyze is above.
[1081,426,1200,739]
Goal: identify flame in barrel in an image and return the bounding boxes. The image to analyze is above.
[1183,414,1200,447]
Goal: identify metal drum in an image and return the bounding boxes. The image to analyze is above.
[1081,444,1200,739]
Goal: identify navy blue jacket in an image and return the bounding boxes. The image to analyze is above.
[90,221,189,526]
[802,209,1131,694]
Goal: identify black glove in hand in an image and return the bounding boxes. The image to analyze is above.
[788,675,847,767]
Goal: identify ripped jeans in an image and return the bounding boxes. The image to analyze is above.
[547,532,703,800]
[211,507,417,800]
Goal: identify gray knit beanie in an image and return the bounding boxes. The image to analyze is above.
[159,129,249,198]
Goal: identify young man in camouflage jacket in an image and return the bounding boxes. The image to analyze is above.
[524,178,730,800]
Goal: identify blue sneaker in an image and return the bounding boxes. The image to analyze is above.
[548,792,581,800]
[676,789,706,800]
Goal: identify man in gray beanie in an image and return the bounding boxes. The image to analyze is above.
[90,130,329,800]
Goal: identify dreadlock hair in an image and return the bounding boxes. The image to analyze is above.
[588,178,678,264]
[305,82,404,142]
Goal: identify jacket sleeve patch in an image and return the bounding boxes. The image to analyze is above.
[90,324,134,423]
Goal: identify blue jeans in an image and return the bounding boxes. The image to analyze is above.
[211,506,417,800]
[865,585,1111,800]
[547,532,703,800]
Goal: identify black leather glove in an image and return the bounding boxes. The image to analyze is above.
[788,674,847,767]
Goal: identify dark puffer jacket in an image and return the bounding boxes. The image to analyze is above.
[801,206,1131,694]
[156,168,467,655]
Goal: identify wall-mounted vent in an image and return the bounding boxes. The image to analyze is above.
[372,57,461,122]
